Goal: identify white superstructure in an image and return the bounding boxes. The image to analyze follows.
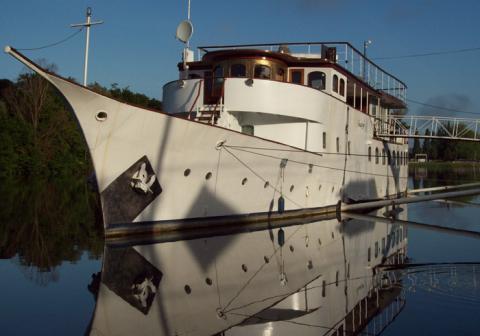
[5,41,408,232]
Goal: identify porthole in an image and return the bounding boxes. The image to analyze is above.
[264,256,270,263]
[205,172,212,180]
[241,264,248,272]
[307,260,313,270]
[95,111,108,121]
[184,285,192,294]
[264,181,270,188]
[290,185,294,192]
[184,168,191,176]
[242,178,248,185]
[289,245,294,252]
[205,278,213,286]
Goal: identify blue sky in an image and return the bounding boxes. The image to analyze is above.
[1,0,479,115]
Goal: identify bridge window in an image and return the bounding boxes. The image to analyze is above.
[290,69,304,84]
[333,74,339,93]
[254,64,271,79]
[387,150,391,165]
[339,78,345,96]
[323,132,327,149]
[275,67,285,81]
[368,146,372,162]
[214,65,224,78]
[375,147,379,164]
[308,71,326,90]
[230,64,246,77]
[392,151,396,166]
[336,137,340,153]
[348,141,351,155]
[382,149,386,165]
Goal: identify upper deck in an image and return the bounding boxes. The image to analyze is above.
[196,42,407,106]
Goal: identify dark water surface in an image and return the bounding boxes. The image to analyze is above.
[1,164,480,335]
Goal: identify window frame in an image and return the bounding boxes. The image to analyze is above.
[289,68,304,85]
[254,64,272,79]
[307,71,326,90]
[332,74,339,93]
[230,63,247,78]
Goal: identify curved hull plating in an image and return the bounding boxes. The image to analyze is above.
[6,48,408,232]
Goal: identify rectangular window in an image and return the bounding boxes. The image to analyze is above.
[336,137,340,153]
[254,64,271,79]
[348,141,351,155]
[323,132,327,149]
[375,241,379,258]
[289,69,304,85]
[382,237,386,253]
[368,247,371,262]
[322,280,326,297]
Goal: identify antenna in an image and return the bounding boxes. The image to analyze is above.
[175,0,194,74]
[176,20,193,44]
[71,7,104,86]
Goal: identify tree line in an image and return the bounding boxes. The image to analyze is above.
[411,126,480,161]
[0,65,162,178]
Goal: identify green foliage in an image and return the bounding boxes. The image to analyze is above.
[418,123,480,161]
[89,82,163,110]
[0,72,163,178]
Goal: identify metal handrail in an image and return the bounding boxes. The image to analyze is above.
[198,41,407,103]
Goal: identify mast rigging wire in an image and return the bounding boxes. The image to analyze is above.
[373,46,480,60]
[16,28,84,51]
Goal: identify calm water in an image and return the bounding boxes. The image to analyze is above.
[1,164,480,335]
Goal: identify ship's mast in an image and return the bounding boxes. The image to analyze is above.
[71,7,104,86]
[176,0,194,77]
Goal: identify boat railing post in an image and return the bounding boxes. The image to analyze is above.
[351,47,354,74]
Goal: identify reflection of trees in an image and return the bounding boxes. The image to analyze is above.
[0,177,103,286]
[410,163,480,203]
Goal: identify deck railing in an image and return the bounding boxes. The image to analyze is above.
[198,42,407,103]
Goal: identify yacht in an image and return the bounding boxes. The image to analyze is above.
[5,40,408,235]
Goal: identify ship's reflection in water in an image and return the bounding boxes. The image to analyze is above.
[88,207,408,336]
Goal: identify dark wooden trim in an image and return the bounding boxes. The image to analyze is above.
[289,68,305,85]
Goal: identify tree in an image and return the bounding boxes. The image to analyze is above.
[3,61,57,143]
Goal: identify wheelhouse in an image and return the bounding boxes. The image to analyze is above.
[163,42,407,149]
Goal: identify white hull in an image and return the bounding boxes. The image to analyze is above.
[6,48,408,231]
